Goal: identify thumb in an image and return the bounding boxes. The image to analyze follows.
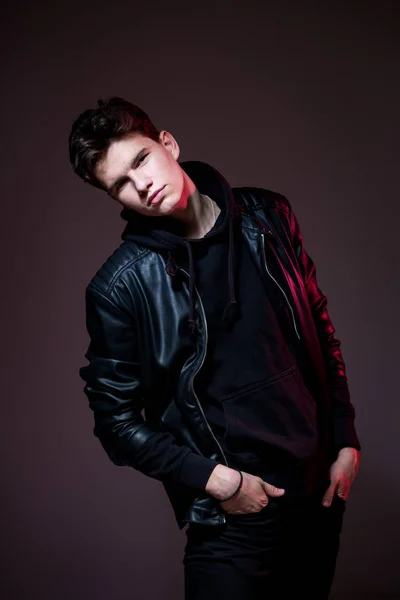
[261,481,285,497]
[322,481,337,507]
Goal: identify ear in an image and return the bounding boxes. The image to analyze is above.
[159,130,180,160]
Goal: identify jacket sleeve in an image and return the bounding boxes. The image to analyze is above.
[282,196,361,452]
[79,283,219,490]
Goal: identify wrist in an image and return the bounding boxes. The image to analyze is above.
[205,465,242,500]
[338,447,359,457]
[220,470,243,502]
[336,447,360,469]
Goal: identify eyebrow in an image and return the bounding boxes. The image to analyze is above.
[106,147,148,194]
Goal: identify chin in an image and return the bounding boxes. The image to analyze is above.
[161,194,181,216]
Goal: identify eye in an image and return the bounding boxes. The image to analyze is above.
[115,178,128,192]
[138,153,148,164]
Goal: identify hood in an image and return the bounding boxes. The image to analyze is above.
[120,160,242,335]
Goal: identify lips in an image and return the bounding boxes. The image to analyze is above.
[148,186,166,205]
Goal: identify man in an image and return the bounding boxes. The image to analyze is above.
[69,97,360,599]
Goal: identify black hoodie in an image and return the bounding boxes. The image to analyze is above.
[120,161,240,336]
[121,162,325,496]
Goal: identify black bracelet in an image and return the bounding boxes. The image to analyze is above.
[220,470,243,503]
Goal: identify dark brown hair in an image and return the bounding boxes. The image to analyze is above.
[68,97,160,190]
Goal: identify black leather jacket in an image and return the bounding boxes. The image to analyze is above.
[80,171,360,529]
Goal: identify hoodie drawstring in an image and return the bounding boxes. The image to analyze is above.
[164,199,239,336]
[183,241,197,335]
[165,246,197,335]
[221,214,238,326]
[166,251,178,277]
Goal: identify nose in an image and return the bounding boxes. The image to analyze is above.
[127,169,152,194]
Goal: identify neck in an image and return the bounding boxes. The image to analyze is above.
[170,174,220,238]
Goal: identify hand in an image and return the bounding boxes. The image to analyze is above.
[221,471,285,515]
[322,447,360,507]
[205,465,285,514]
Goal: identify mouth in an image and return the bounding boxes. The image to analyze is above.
[148,186,166,206]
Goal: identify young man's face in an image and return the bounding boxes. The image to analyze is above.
[95,130,187,217]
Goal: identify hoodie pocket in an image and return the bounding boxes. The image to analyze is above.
[221,364,318,463]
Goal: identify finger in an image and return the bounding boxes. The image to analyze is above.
[322,482,337,507]
[261,481,285,497]
[336,481,349,500]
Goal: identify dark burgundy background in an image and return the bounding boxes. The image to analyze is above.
[1,1,399,598]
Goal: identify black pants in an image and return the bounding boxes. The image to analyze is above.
[184,490,346,600]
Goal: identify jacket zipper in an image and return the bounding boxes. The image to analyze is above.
[261,232,301,341]
[179,268,229,467]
